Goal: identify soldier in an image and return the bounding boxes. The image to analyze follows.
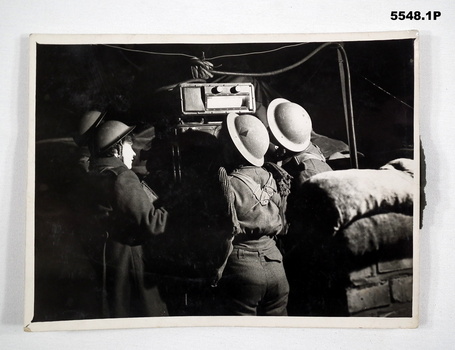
[81,120,169,318]
[266,98,333,187]
[266,99,333,316]
[72,110,106,173]
[215,113,290,316]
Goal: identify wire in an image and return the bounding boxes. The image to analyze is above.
[360,75,413,109]
[101,42,313,62]
[337,44,359,169]
[100,42,333,78]
[101,41,411,123]
[100,44,198,59]
[206,42,333,77]
[205,42,311,60]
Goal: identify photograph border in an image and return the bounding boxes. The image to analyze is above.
[25,30,420,332]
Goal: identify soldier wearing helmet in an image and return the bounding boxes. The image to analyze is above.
[73,110,106,148]
[72,110,106,173]
[215,113,290,316]
[267,99,333,315]
[266,98,333,189]
[79,120,169,318]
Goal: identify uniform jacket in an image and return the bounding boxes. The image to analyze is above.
[281,142,333,189]
[79,156,169,317]
[228,166,283,239]
[86,156,168,245]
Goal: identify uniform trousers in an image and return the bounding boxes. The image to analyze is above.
[217,238,289,316]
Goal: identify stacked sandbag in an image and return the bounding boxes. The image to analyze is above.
[285,158,416,317]
[295,162,414,235]
[342,212,413,256]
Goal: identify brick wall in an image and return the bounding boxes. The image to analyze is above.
[284,230,414,317]
[346,258,413,316]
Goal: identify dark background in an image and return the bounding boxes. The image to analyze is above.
[35,39,414,161]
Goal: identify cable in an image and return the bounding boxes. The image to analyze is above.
[102,42,411,110]
[100,44,198,59]
[337,44,359,169]
[151,42,329,91]
[360,75,413,109]
[100,42,331,78]
[204,42,333,77]
[101,42,313,62]
[206,42,311,60]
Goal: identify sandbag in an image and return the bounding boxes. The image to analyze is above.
[296,167,414,233]
[341,213,413,255]
[380,158,415,178]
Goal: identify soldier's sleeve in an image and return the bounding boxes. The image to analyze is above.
[114,169,169,238]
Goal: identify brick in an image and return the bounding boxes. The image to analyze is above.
[378,258,413,273]
[390,276,413,303]
[349,265,377,286]
[353,302,412,317]
[346,282,391,314]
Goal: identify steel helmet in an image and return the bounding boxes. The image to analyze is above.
[73,110,106,147]
[93,120,136,156]
[267,98,312,152]
[226,113,269,166]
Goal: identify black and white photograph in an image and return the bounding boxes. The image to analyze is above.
[26,32,419,331]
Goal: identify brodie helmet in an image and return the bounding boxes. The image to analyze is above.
[73,110,106,147]
[93,120,136,156]
[267,98,312,152]
[226,113,269,167]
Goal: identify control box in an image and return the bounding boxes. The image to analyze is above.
[180,82,256,115]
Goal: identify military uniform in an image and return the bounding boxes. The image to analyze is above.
[280,143,333,316]
[217,166,290,316]
[83,156,169,318]
[281,143,333,189]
